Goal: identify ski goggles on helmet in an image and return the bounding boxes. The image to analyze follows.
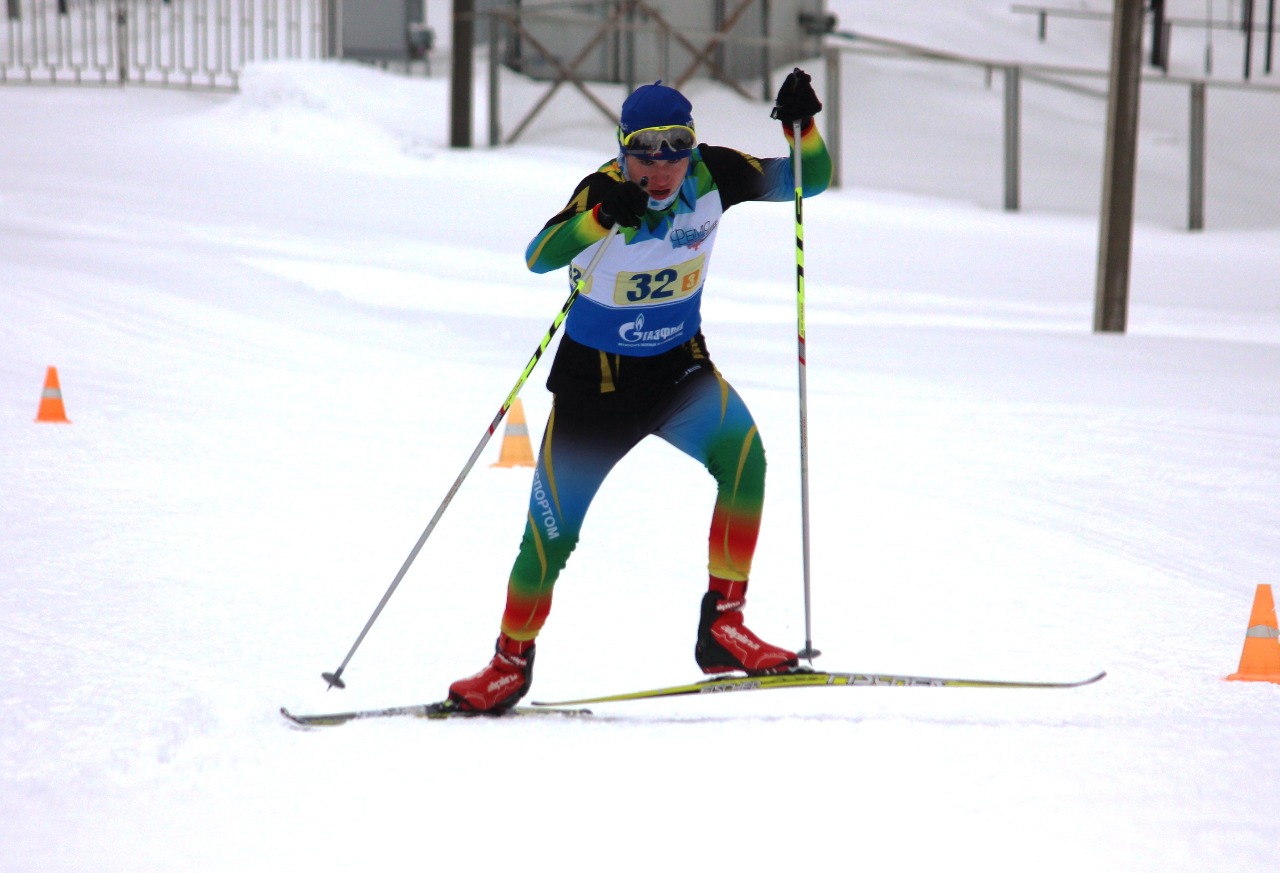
[619,124,696,158]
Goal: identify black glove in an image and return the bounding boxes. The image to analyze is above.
[598,180,648,229]
[771,67,822,126]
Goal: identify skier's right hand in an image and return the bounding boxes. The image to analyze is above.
[597,180,648,229]
[771,67,823,125]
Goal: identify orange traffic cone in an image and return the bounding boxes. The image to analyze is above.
[1226,584,1280,683]
[35,366,71,423]
[490,397,535,468]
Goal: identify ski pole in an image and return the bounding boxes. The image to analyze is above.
[322,224,622,690]
[791,118,821,662]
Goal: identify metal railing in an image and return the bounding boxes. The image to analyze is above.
[1011,2,1278,78]
[1,0,328,89]
[824,29,1280,229]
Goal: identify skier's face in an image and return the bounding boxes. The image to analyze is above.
[624,155,690,202]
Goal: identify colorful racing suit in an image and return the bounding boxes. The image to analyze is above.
[500,120,832,644]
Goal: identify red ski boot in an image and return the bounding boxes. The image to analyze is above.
[695,590,799,675]
[448,635,535,713]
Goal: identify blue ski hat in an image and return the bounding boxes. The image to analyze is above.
[618,81,695,161]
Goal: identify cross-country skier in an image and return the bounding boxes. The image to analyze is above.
[447,70,832,712]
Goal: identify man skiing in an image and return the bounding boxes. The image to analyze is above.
[447,70,832,713]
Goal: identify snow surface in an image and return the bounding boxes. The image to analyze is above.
[3,2,1280,870]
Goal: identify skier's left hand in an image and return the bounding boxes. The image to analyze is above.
[771,68,823,125]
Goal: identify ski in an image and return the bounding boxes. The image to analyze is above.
[280,701,592,727]
[530,668,1107,706]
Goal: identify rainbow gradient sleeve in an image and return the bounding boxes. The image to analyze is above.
[525,204,610,274]
[761,117,832,201]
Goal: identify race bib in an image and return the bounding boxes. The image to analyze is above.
[611,253,706,306]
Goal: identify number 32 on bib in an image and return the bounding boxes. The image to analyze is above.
[614,253,705,304]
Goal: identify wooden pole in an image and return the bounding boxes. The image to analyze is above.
[1094,0,1145,334]
[450,0,474,148]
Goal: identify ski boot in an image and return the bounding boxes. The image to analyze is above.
[448,635,535,713]
[695,591,799,675]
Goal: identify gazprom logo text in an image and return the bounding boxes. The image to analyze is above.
[619,312,685,344]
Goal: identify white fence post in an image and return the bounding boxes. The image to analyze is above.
[825,44,841,189]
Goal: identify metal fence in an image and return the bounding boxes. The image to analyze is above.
[1,0,328,89]
[481,0,827,145]
[1011,1,1278,80]
[824,30,1280,230]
